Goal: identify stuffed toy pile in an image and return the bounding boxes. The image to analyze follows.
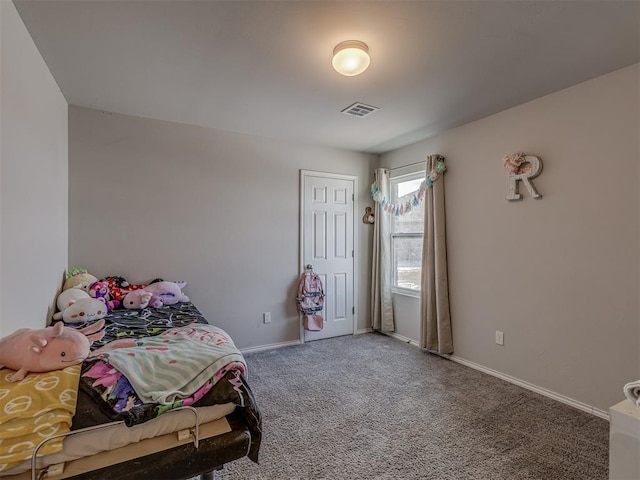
[54,269,109,323]
[1,267,191,384]
[53,269,190,320]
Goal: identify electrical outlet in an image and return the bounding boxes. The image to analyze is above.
[263,312,271,324]
[495,331,504,346]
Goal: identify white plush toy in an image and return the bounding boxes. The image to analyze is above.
[56,286,91,312]
[53,297,108,323]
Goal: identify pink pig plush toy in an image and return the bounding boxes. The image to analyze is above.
[0,319,105,382]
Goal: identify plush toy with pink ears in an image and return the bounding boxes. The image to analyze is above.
[87,280,120,311]
[122,281,189,309]
[0,319,105,382]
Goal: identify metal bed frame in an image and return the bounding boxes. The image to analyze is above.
[22,408,252,480]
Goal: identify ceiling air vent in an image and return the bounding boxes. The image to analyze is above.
[341,102,379,118]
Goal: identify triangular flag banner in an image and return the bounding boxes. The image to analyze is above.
[371,158,446,216]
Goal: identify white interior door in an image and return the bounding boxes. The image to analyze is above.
[301,171,355,342]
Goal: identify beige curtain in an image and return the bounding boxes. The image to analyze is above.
[371,168,394,332]
[420,155,453,354]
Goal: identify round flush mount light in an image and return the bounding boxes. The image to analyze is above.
[332,40,370,77]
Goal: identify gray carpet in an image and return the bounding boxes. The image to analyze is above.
[204,333,609,479]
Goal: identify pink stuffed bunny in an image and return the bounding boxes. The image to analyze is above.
[0,319,105,382]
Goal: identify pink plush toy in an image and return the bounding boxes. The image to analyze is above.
[87,281,120,311]
[122,290,154,309]
[122,281,189,309]
[0,319,105,382]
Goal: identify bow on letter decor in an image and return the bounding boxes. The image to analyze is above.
[503,153,543,201]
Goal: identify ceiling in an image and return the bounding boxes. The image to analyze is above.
[14,1,640,154]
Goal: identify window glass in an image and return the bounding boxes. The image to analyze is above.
[390,172,425,293]
[392,177,424,234]
[393,236,423,290]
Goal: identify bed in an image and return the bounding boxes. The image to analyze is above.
[0,302,262,480]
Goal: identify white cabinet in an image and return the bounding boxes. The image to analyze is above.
[609,400,640,480]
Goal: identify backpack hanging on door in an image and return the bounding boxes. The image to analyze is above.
[296,267,325,331]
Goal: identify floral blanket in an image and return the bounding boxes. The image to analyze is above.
[90,324,246,404]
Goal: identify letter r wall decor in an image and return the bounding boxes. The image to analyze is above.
[503,153,543,201]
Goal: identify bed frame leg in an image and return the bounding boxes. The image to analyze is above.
[200,465,224,480]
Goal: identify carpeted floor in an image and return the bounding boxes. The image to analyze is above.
[199,333,609,479]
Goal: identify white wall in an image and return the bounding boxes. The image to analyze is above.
[68,106,375,349]
[381,65,640,412]
[0,1,68,337]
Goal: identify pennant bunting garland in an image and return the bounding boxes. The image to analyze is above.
[371,158,447,217]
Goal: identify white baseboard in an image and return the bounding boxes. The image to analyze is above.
[240,339,301,355]
[448,354,609,421]
[385,331,420,348]
[378,332,608,420]
[355,328,373,335]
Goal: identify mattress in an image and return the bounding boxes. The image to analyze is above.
[3,403,235,477]
[0,302,262,479]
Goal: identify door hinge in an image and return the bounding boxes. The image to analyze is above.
[352,193,354,201]
[352,306,355,314]
[351,250,354,258]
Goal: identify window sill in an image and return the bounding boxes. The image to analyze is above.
[392,288,421,299]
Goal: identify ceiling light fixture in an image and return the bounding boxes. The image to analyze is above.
[332,40,370,77]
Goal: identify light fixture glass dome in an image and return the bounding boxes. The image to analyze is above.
[332,40,370,77]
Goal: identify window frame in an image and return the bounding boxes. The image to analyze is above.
[389,168,426,297]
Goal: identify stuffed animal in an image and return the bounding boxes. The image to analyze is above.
[0,319,105,382]
[63,268,98,291]
[55,286,91,312]
[52,297,108,323]
[121,290,154,309]
[101,276,157,302]
[104,275,130,289]
[87,281,119,311]
[122,281,189,309]
[144,281,189,306]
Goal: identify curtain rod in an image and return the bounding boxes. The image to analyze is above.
[389,155,444,171]
[390,160,426,171]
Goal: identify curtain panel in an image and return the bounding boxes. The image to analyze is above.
[370,168,395,332]
[420,155,453,354]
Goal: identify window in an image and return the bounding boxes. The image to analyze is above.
[390,171,425,294]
